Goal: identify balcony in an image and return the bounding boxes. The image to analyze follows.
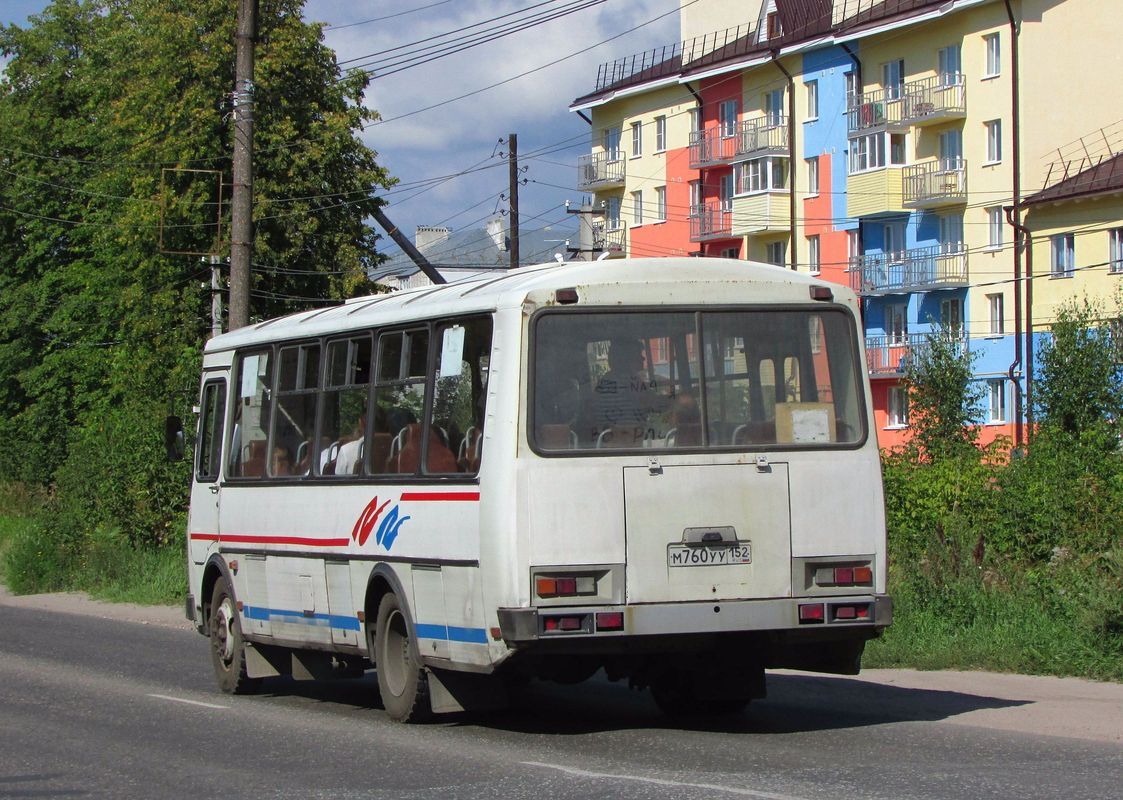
[577,152,625,190]
[732,191,790,236]
[689,117,788,168]
[848,244,969,295]
[904,159,967,209]
[847,167,905,218]
[865,333,967,377]
[689,201,733,242]
[848,74,967,135]
[592,223,625,256]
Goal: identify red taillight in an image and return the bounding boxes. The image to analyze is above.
[596,612,623,632]
[558,617,582,631]
[799,603,825,623]
[832,603,871,621]
[815,564,873,587]
[835,605,856,620]
[834,567,854,585]
[535,574,596,599]
[853,566,873,585]
[556,577,577,595]
[542,614,588,634]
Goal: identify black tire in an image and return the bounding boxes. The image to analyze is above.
[651,669,750,718]
[372,593,431,722]
[208,576,261,695]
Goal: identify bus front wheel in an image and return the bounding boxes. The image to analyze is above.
[372,593,431,722]
[208,577,261,695]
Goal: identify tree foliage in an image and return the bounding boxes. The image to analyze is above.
[0,0,393,542]
[900,324,982,461]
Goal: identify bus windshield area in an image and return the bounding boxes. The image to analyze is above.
[532,309,865,452]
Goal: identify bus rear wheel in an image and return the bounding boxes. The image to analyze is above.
[372,593,431,722]
[208,577,261,695]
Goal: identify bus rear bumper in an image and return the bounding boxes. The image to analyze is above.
[498,594,892,643]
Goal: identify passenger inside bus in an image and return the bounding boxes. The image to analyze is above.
[591,337,671,445]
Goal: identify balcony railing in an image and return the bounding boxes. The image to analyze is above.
[592,224,624,255]
[689,117,788,168]
[904,159,967,208]
[577,152,625,190]
[848,73,966,134]
[865,332,968,376]
[848,244,969,295]
[689,201,733,241]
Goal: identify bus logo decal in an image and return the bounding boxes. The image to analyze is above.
[351,496,411,551]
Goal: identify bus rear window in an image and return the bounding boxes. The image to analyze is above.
[532,309,864,452]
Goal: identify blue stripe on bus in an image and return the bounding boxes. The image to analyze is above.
[415,623,489,644]
[242,605,362,632]
[240,606,485,642]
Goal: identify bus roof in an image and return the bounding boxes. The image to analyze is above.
[205,257,845,352]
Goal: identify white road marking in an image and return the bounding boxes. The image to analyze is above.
[147,693,230,709]
[521,761,811,800]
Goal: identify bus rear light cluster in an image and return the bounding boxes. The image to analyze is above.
[832,604,871,621]
[595,611,624,632]
[815,565,873,587]
[541,614,591,635]
[536,575,596,598]
[799,603,825,624]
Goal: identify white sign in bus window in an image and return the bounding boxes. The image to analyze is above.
[241,355,260,398]
[791,408,831,443]
[440,326,465,378]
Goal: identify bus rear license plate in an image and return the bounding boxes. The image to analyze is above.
[667,544,752,567]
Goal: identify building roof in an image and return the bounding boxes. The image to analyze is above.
[1024,153,1123,207]
[572,0,950,108]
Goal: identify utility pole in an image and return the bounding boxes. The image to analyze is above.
[566,200,601,261]
[229,0,256,330]
[371,207,447,285]
[210,255,224,339]
[507,133,520,269]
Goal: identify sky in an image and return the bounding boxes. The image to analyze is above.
[1,0,681,261]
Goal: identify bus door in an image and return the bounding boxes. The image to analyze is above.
[188,376,226,568]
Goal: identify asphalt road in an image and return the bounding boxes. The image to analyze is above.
[1,593,1121,800]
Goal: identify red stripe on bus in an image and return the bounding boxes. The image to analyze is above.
[189,533,350,547]
[400,492,480,502]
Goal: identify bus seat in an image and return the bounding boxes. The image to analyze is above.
[672,423,702,446]
[241,439,268,477]
[596,425,644,448]
[396,423,459,474]
[732,421,776,445]
[369,432,392,474]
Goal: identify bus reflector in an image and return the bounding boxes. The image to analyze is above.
[536,574,597,598]
[814,564,874,587]
[799,603,825,623]
[835,567,854,585]
[596,612,624,631]
[536,577,558,597]
[556,577,577,595]
[853,566,873,585]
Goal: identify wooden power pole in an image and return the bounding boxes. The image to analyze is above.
[229,0,256,330]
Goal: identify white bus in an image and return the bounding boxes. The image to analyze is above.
[177,257,891,721]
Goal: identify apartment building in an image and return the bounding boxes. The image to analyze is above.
[570,0,1123,449]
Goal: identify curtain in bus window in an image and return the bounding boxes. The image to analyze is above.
[228,349,273,478]
[271,343,320,476]
[373,329,429,475]
[318,335,372,476]
[429,317,492,474]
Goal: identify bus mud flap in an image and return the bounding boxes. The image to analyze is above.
[244,642,288,679]
[427,668,508,714]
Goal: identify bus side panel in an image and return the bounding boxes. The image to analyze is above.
[264,556,331,646]
[238,554,271,637]
[442,565,489,665]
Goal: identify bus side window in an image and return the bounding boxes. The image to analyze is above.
[318,335,373,476]
[197,380,226,482]
[373,329,428,475]
[429,317,492,474]
[228,349,273,479]
[272,343,320,477]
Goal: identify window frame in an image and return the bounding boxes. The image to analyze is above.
[806,156,820,197]
[1110,228,1123,274]
[987,206,1004,249]
[807,234,821,275]
[987,293,1004,336]
[654,186,667,222]
[987,379,1007,423]
[805,80,819,121]
[887,385,909,428]
[654,115,667,152]
[719,99,739,138]
[196,378,228,483]
[985,119,1003,165]
[1051,232,1075,278]
[984,32,1001,78]
[631,190,643,227]
[630,120,642,158]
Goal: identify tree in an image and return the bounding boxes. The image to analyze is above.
[0,0,394,541]
[900,324,983,462]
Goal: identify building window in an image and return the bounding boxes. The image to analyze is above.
[890,132,907,166]
[807,235,821,274]
[630,121,642,158]
[720,173,734,211]
[1051,233,1075,277]
[849,131,886,173]
[655,116,666,152]
[941,297,963,333]
[806,157,820,196]
[984,33,1001,77]
[888,386,909,427]
[987,379,1007,423]
[845,71,859,106]
[882,59,905,100]
[719,100,738,138]
[937,44,962,86]
[689,106,702,134]
[603,127,621,161]
[806,80,819,120]
[721,246,740,260]
[735,156,788,194]
[767,11,782,39]
[630,190,643,226]
[765,88,784,126]
[605,196,621,230]
[689,180,701,212]
[1110,228,1123,274]
[987,207,1004,249]
[766,241,786,267]
[848,229,860,262]
[988,293,1004,336]
[655,186,666,222]
[985,119,1002,164]
[885,305,907,344]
